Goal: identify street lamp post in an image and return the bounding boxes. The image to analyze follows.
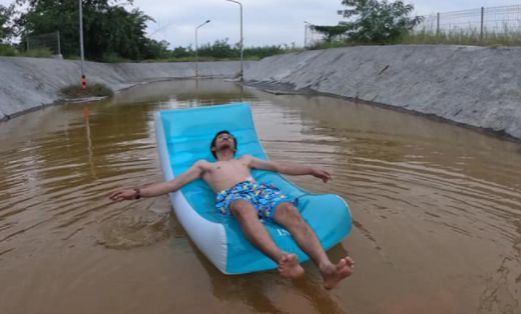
[79,0,85,79]
[225,0,243,81]
[195,20,211,78]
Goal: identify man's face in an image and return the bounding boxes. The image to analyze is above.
[214,133,235,151]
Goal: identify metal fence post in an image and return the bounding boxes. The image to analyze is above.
[436,12,440,36]
[412,4,519,45]
[480,7,484,42]
[57,31,61,56]
[304,23,307,48]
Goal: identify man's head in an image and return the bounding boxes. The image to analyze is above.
[210,130,238,159]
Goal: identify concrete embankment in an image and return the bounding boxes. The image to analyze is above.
[245,45,521,140]
[1,45,520,140]
[0,57,247,119]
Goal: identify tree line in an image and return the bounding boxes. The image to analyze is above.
[1,0,172,60]
[1,0,422,61]
[0,0,296,61]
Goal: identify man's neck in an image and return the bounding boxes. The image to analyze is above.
[216,150,235,161]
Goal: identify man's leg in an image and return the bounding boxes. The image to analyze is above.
[273,203,354,289]
[229,200,304,279]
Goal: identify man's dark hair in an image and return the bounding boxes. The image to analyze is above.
[210,130,238,158]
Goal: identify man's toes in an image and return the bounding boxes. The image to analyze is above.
[280,254,297,265]
[343,256,354,268]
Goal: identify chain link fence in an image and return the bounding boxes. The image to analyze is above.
[415,4,521,41]
[304,23,326,48]
[26,31,62,57]
[305,3,521,47]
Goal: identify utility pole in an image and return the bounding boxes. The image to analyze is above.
[195,20,211,78]
[226,0,243,81]
[79,0,86,86]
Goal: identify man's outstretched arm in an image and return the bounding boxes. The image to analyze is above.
[246,156,331,183]
[109,160,206,201]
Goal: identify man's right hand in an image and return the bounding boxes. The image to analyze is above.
[311,168,332,183]
[109,189,138,201]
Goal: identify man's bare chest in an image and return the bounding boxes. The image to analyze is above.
[210,160,249,175]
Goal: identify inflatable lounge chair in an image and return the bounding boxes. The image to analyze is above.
[154,102,352,274]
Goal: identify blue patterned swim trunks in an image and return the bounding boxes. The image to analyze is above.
[215,181,294,220]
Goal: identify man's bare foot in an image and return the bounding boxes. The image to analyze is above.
[322,256,354,289]
[278,254,304,279]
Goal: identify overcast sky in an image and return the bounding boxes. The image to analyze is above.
[1,0,520,47]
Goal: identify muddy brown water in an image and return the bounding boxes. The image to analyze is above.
[1,79,520,314]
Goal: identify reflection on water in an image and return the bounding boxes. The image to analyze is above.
[0,79,520,314]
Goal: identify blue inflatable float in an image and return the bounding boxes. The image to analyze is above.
[154,103,352,274]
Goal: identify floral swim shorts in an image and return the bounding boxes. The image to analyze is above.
[215,181,294,220]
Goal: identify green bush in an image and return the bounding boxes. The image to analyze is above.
[19,48,53,58]
[399,29,521,47]
[308,40,358,50]
[198,39,239,59]
[0,44,17,56]
[102,52,131,63]
[307,26,521,49]
[60,82,114,98]
[171,46,193,58]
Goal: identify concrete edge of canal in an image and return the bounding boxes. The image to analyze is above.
[0,57,249,120]
[1,44,520,140]
[244,45,521,140]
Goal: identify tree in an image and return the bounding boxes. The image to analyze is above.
[15,0,163,60]
[198,38,238,59]
[171,45,193,59]
[311,24,351,42]
[0,4,15,43]
[141,39,170,59]
[313,0,422,44]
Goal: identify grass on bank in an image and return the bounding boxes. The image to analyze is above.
[140,55,277,63]
[3,30,520,62]
[401,29,521,47]
[60,83,114,99]
[0,45,53,57]
[309,29,521,49]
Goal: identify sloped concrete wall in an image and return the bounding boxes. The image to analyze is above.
[0,57,247,119]
[1,45,520,140]
[245,45,521,139]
